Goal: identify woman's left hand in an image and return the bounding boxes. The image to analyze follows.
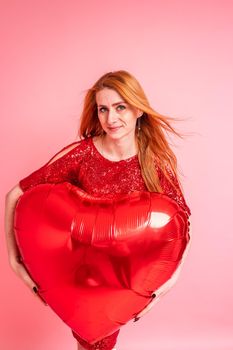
[134,294,157,321]
[134,225,192,322]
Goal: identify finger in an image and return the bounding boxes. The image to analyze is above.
[11,259,48,306]
[32,286,48,306]
[134,294,156,319]
[16,264,47,306]
[17,263,39,289]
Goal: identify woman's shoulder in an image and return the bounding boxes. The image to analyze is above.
[45,137,92,166]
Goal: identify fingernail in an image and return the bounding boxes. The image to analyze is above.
[33,286,38,294]
[16,255,23,263]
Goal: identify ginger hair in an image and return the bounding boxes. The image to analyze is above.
[77,70,190,193]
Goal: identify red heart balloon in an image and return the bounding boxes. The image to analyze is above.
[14,182,190,344]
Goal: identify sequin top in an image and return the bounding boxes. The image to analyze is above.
[19,136,191,217]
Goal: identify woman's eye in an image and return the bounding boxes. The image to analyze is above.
[99,105,126,113]
[117,105,126,111]
[99,107,106,113]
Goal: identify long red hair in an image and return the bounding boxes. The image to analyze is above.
[77,70,190,193]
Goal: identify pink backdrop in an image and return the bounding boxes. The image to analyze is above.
[1,1,232,349]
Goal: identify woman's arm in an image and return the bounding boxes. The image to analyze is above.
[18,140,81,193]
[5,141,82,304]
[5,184,24,264]
[159,164,191,217]
[134,225,192,321]
[4,184,47,305]
[134,163,192,321]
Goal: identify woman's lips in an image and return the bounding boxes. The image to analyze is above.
[107,126,122,132]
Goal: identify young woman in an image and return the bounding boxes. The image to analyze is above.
[5,70,191,350]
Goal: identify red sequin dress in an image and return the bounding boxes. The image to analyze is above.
[19,136,191,350]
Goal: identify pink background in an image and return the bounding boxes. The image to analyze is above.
[1,1,232,349]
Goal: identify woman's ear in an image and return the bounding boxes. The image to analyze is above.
[136,109,143,118]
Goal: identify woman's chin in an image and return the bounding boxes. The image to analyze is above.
[103,128,136,142]
[106,126,123,134]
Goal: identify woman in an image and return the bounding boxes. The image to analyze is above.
[5,70,191,350]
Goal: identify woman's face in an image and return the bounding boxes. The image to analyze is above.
[95,87,142,140]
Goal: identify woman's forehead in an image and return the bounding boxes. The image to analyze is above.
[96,88,124,103]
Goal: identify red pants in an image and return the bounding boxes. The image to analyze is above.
[71,329,120,350]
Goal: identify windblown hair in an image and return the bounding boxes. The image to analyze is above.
[77,70,189,193]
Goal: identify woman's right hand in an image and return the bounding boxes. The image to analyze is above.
[9,255,48,306]
[5,184,47,306]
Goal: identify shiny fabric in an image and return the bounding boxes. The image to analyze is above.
[71,328,120,350]
[19,136,191,217]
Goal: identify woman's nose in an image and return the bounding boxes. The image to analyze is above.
[106,109,118,124]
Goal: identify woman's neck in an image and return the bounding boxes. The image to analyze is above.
[100,133,138,161]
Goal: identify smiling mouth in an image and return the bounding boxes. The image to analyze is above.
[108,126,122,130]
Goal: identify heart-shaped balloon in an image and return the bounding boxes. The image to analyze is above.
[14,182,190,344]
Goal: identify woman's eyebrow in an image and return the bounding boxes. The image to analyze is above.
[98,101,126,107]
